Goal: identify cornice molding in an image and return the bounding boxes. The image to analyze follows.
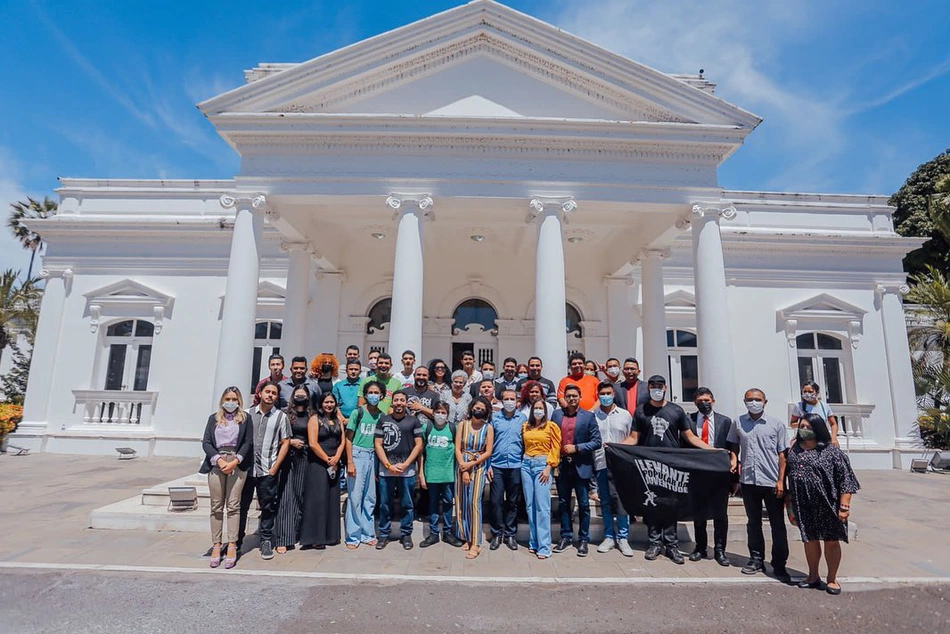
[386,194,435,221]
[527,196,576,223]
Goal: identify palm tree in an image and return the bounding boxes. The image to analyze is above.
[7,197,56,280]
[0,269,40,367]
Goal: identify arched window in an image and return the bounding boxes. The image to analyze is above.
[796,332,847,404]
[452,298,498,333]
[566,302,583,338]
[103,319,154,391]
[367,298,392,334]
[667,328,698,403]
[252,320,282,392]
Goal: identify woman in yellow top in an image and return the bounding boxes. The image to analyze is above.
[521,398,561,559]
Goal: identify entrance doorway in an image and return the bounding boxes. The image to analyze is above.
[452,342,496,371]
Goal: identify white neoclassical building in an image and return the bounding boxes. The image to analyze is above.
[14,0,924,468]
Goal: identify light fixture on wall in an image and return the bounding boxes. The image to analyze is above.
[370,232,386,240]
[470,234,485,242]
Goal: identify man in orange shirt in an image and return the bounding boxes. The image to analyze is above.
[557,352,601,411]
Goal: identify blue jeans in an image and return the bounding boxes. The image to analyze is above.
[427,482,455,536]
[597,468,629,540]
[521,456,553,557]
[344,447,377,545]
[378,474,416,539]
[555,461,590,541]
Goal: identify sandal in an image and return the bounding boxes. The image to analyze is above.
[276,546,287,555]
[537,554,549,560]
[209,544,222,568]
[465,545,481,559]
[365,539,378,547]
[224,543,238,569]
[462,542,471,551]
[346,543,359,550]
[797,578,826,590]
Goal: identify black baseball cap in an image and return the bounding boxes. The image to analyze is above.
[647,375,666,386]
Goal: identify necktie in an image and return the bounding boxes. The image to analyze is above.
[702,415,710,444]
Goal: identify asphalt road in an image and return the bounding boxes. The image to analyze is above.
[0,569,947,634]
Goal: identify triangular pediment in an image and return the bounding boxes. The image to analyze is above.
[84,279,174,309]
[200,0,760,128]
[256,281,286,301]
[778,294,866,322]
[664,290,696,309]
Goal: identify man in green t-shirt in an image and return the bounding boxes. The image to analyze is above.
[358,352,403,414]
[344,380,385,548]
[419,402,463,548]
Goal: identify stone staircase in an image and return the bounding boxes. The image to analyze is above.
[91,477,853,543]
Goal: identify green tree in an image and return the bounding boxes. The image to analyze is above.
[890,150,950,276]
[0,308,36,405]
[7,196,56,280]
[0,270,39,368]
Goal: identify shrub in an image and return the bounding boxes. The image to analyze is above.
[918,410,950,450]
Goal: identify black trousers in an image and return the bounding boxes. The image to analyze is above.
[489,466,522,538]
[694,491,729,551]
[647,522,678,548]
[238,473,280,546]
[742,484,789,568]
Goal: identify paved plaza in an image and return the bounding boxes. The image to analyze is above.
[1,453,949,581]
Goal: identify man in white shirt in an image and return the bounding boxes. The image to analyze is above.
[393,350,417,388]
[592,381,635,557]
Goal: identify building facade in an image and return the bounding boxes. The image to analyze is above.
[14,0,924,467]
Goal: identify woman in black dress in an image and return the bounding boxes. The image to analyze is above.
[300,392,345,548]
[783,413,860,595]
[274,385,312,553]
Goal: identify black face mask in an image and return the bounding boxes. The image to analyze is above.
[696,401,713,415]
[472,409,488,420]
[321,364,333,374]
[293,395,309,404]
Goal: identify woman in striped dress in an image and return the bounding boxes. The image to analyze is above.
[454,396,495,559]
[274,385,312,553]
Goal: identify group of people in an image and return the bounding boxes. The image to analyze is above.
[201,345,860,593]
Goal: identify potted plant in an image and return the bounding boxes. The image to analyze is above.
[0,404,23,453]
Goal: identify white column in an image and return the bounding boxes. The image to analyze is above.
[690,204,739,417]
[640,248,668,383]
[605,276,635,361]
[386,195,432,358]
[212,194,265,404]
[280,241,312,358]
[313,270,344,355]
[876,283,919,450]
[21,267,73,427]
[530,197,574,377]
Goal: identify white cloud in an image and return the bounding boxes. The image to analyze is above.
[0,149,38,279]
[549,0,872,191]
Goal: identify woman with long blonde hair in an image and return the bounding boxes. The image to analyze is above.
[200,386,254,569]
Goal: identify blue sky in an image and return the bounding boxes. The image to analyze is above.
[2,0,949,275]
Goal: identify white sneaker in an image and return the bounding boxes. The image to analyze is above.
[617,539,635,557]
[597,537,616,553]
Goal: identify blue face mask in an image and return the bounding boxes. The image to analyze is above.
[366,393,381,406]
[517,373,528,381]
[599,394,614,407]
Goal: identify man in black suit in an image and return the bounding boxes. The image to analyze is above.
[688,387,733,567]
[551,384,602,557]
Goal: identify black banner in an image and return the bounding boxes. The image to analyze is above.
[605,445,732,525]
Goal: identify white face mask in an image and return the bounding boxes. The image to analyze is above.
[532,408,546,420]
[482,370,495,380]
[222,401,240,413]
[745,400,765,415]
[802,392,818,403]
[433,413,448,425]
[649,388,665,402]
[606,366,621,378]
[502,399,517,412]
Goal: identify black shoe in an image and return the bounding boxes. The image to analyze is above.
[666,547,684,565]
[772,565,791,583]
[644,545,662,561]
[826,584,842,595]
[375,538,389,550]
[688,549,706,562]
[798,578,827,590]
[504,536,519,551]
[714,548,731,567]
[577,541,589,557]
[400,535,413,550]
[419,534,440,548]
[553,537,572,553]
[741,559,764,575]
[489,534,503,551]
[260,540,274,560]
[443,534,464,548]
